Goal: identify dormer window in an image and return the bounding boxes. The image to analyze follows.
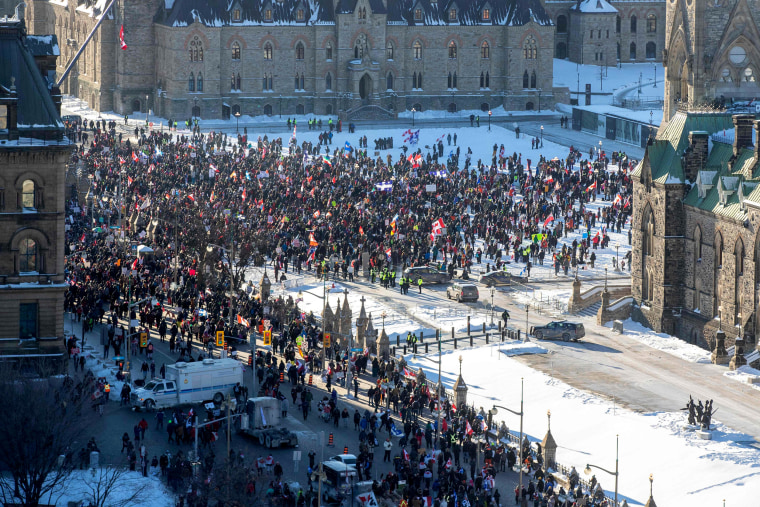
[482,8,489,21]
[414,8,422,21]
[264,9,272,21]
[232,9,241,21]
[326,42,333,60]
[296,9,304,21]
[449,8,457,21]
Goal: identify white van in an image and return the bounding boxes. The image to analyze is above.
[131,358,243,410]
[321,461,357,504]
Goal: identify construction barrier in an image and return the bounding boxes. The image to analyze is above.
[327,433,334,447]
[343,446,348,454]
[279,371,284,382]
[308,374,313,386]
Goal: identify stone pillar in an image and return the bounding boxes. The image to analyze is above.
[711,330,729,365]
[453,356,468,409]
[541,411,557,471]
[260,272,271,302]
[596,288,610,325]
[568,277,582,314]
[366,313,376,354]
[729,336,746,370]
[340,290,352,348]
[378,327,390,360]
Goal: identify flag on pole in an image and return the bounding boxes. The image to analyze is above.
[119,25,128,50]
[543,215,554,228]
[402,449,410,461]
[131,151,139,163]
[309,232,319,247]
[586,181,597,193]
[466,420,474,436]
[385,247,392,261]
[613,193,622,205]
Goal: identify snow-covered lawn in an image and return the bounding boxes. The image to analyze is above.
[404,347,760,506]
[554,59,663,102]
[609,319,712,364]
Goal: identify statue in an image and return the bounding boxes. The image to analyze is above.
[683,396,716,430]
[682,395,697,426]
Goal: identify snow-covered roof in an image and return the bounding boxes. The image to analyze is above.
[571,0,617,14]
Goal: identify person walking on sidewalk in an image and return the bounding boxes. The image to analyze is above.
[383,438,392,462]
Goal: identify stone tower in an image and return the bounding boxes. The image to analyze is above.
[453,356,468,409]
[663,0,760,125]
[323,300,334,334]
[340,289,352,346]
[377,327,390,360]
[365,312,376,354]
[260,271,271,302]
[541,410,558,471]
[356,296,368,350]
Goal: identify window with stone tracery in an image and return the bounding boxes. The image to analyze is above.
[189,36,204,61]
[523,36,537,60]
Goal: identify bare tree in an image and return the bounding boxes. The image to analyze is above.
[76,464,150,507]
[0,365,89,506]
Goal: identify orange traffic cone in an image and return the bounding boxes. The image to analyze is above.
[279,371,284,382]
[328,433,334,447]
[343,446,348,454]
[308,374,313,386]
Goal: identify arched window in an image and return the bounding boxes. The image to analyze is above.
[616,16,621,33]
[386,42,394,60]
[736,239,745,320]
[646,42,656,60]
[630,42,637,60]
[617,42,621,61]
[295,74,300,90]
[326,104,333,115]
[448,41,457,59]
[21,180,35,209]
[525,102,534,110]
[231,73,237,90]
[188,72,195,92]
[523,35,537,60]
[556,15,567,34]
[236,73,241,90]
[296,42,305,60]
[721,68,733,82]
[264,42,273,60]
[268,75,273,90]
[232,104,241,115]
[448,102,457,113]
[418,73,422,89]
[262,75,268,90]
[413,72,418,89]
[452,72,457,88]
[231,41,241,60]
[736,239,745,276]
[523,71,529,88]
[326,42,333,60]
[481,41,489,59]
[630,15,637,33]
[189,36,204,61]
[386,72,393,90]
[19,238,37,272]
[413,40,422,60]
[354,44,361,59]
[647,14,656,33]
[300,74,305,90]
[448,72,452,89]
[296,104,305,115]
[264,104,273,116]
[197,73,203,92]
[530,71,537,88]
[642,207,655,256]
[326,73,332,91]
[485,71,489,88]
[556,42,567,59]
[480,72,485,88]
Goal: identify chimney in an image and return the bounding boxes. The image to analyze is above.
[684,131,708,183]
[733,114,754,157]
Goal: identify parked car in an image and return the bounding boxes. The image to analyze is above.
[479,270,526,287]
[328,454,357,466]
[403,266,449,285]
[531,321,585,342]
[446,282,479,303]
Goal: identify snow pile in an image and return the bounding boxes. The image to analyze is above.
[404,347,760,506]
[610,319,712,364]
[724,365,760,392]
[498,341,548,356]
[55,468,174,507]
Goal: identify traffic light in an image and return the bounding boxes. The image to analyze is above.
[323,333,331,348]
[139,332,148,348]
[216,330,225,347]
[262,330,272,346]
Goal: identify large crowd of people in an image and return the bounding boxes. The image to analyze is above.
[61,117,634,506]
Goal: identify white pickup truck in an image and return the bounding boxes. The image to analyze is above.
[131,358,243,411]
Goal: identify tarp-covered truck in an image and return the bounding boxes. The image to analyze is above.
[131,358,243,411]
[239,397,299,448]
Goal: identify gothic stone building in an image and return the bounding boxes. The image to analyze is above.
[545,0,665,66]
[631,111,760,352]
[663,0,760,126]
[26,0,561,120]
[0,14,72,372]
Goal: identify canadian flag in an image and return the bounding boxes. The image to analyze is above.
[586,181,597,193]
[241,188,247,202]
[131,151,139,163]
[119,156,126,165]
[445,458,452,470]
[613,193,622,205]
[466,420,474,436]
[402,449,410,461]
[544,176,554,184]
[359,226,364,235]
[313,210,320,219]
[236,314,250,327]
[127,175,134,186]
[119,25,128,50]
[187,194,196,203]
[309,232,318,246]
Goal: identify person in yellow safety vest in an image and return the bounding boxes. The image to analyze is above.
[104,383,111,402]
[418,277,423,294]
[399,499,408,507]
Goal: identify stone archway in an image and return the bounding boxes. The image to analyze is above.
[359,74,372,100]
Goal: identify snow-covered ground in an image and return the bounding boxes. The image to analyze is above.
[607,319,712,364]
[54,468,174,507]
[554,59,663,103]
[404,346,760,506]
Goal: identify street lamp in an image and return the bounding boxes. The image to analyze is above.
[615,243,620,271]
[279,95,282,118]
[412,107,416,127]
[653,63,657,88]
[489,377,525,507]
[584,434,619,507]
[381,311,387,329]
[538,89,542,112]
[605,267,608,290]
[524,305,529,342]
[488,110,492,131]
[540,125,544,148]
[598,140,603,160]
[145,94,149,127]
[234,111,241,133]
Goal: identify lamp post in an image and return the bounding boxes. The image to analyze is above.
[490,287,495,325]
[540,125,544,148]
[538,89,542,112]
[381,311,387,329]
[412,107,416,127]
[145,94,150,128]
[489,377,525,507]
[653,63,657,88]
[605,267,608,290]
[234,111,241,133]
[615,243,620,271]
[279,95,282,118]
[488,110,492,131]
[584,434,619,507]
[598,140,603,161]
[525,305,529,342]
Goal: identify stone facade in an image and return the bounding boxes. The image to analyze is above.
[662,0,760,124]
[631,110,760,353]
[545,0,665,65]
[0,16,72,372]
[26,0,562,119]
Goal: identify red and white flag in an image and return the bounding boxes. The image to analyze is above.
[543,215,554,228]
[241,188,247,202]
[613,193,622,205]
[119,25,128,50]
[131,151,139,163]
[313,210,320,219]
[402,449,410,461]
[466,420,474,436]
[236,315,250,327]
[187,194,196,203]
[586,181,597,193]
